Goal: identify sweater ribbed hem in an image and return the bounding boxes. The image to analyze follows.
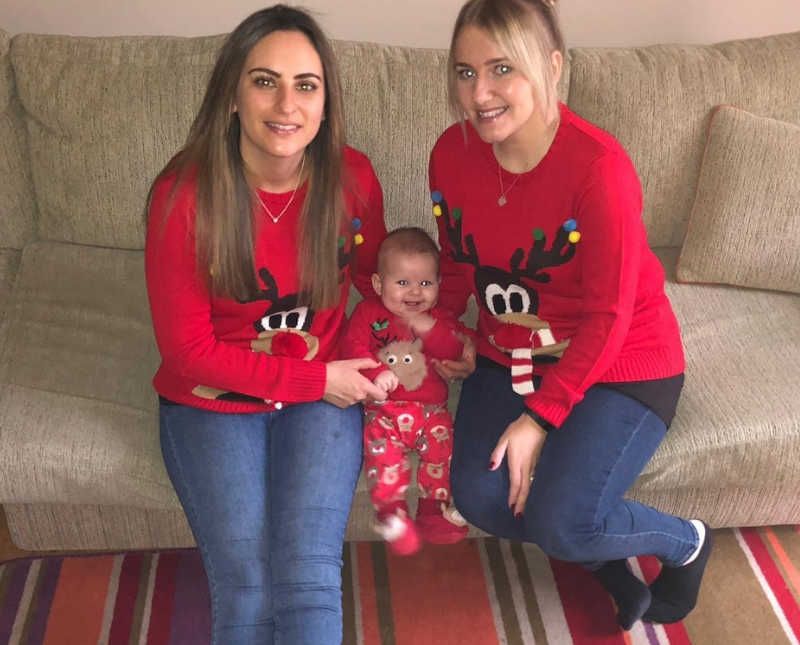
[523,345,685,428]
[153,359,327,414]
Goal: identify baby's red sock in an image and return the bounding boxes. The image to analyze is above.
[374,503,421,556]
[416,498,468,545]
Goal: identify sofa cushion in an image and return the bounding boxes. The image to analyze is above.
[0,241,176,508]
[10,34,570,251]
[628,248,800,525]
[10,34,226,250]
[677,107,800,294]
[0,30,37,250]
[567,31,800,247]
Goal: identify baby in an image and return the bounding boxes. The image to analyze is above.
[342,227,470,554]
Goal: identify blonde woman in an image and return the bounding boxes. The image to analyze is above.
[430,0,711,630]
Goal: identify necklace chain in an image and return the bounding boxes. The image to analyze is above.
[255,155,306,224]
[497,162,522,207]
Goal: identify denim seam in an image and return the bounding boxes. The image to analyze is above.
[161,415,221,639]
[591,408,694,563]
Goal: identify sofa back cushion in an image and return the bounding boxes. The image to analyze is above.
[9,33,570,250]
[10,34,225,250]
[0,30,37,251]
[567,30,800,248]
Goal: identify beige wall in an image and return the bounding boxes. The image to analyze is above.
[2,0,800,47]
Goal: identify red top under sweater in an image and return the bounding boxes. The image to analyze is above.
[341,297,467,405]
[145,146,386,413]
[428,104,685,428]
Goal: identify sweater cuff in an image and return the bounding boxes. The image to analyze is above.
[525,395,572,429]
[283,359,328,402]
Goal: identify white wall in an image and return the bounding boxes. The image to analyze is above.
[2,0,800,48]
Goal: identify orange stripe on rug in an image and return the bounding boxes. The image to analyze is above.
[386,541,499,645]
[764,527,800,602]
[42,555,115,645]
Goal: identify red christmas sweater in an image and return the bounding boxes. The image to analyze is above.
[428,104,685,428]
[145,146,386,413]
[341,297,466,405]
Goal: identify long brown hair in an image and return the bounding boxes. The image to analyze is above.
[147,5,346,309]
[447,0,564,124]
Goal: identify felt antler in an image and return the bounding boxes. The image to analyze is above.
[512,220,580,284]
[431,191,480,268]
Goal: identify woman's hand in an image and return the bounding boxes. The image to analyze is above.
[490,413,548,516]
[323,358,387,408]
[432,333,476,381]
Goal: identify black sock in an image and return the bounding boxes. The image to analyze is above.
[592,560,652,630]
[643,522,713,624]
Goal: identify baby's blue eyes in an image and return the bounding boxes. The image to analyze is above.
[395,280,434,287]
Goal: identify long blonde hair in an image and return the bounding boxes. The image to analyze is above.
[147,5,346,309]
[447,0,565,124]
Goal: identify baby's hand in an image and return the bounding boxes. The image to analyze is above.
[408,313,436,335]
[374,369,399,394]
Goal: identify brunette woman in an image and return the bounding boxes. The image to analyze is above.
[145,6,386,643]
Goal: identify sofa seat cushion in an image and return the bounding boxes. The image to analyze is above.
[627,248,800,524]
[0,241,177,508]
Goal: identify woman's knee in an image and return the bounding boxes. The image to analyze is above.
[450,462,509,534]
[526,500,601,562]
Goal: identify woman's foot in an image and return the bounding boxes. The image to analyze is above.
[643,520,713,624]
[416,498,468,544]
[592,560,652,630]
[373,507,421,556]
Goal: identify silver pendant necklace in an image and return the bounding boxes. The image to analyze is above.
[255,154,306,224]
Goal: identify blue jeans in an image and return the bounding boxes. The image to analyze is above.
[450,367,698,568]
[159,399,363,645]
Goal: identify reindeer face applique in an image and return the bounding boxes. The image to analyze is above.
[372,320,428,391]
[190,218,366,404]
[249,268,319,360]
[431,190,581,394]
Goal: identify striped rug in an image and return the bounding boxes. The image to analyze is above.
[1,527,799,644]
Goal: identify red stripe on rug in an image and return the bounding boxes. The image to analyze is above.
[42,555,115,645]
[146,552,180,645]
[357,541,382,645]
[549,557,628,644]
[109,553,143,644]
[740,527,800,640]
[635,556,693,645]
[387,541,499,645]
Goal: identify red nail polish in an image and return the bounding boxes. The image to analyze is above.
[515,512,523,519]
[489,460,496,470]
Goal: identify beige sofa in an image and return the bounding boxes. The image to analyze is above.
[1,27,798,551]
